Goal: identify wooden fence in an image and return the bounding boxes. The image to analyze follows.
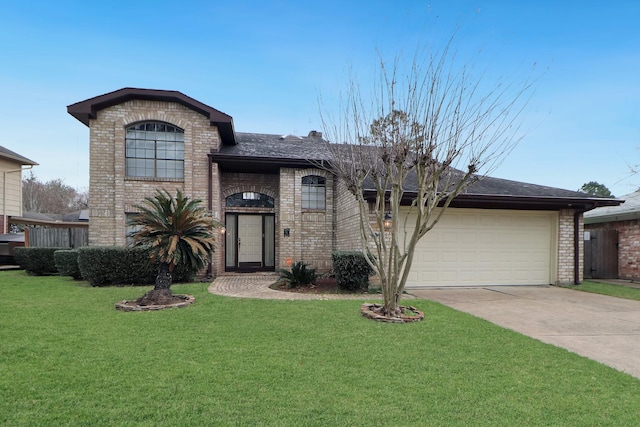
[27,226,89,248]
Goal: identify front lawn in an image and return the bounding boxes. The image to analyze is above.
[2,270,639,426]
[564,280,640,301]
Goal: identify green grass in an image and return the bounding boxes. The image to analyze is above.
[2,270,640,426]
[564,280,640,301]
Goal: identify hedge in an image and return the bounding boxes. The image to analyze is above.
[332,251,373,291]
[54,249,82,280]
[77,246,196,287]
[13,247,66,276]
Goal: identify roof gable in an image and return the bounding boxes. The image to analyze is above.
[67,88,237,145]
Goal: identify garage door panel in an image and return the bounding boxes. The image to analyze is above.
[403,208,556,287]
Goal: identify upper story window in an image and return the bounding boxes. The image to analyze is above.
[125,122,184,179]
[302,175,326,209]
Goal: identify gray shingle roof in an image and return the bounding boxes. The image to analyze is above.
[0,146,38,165]
[215,132,604,202]
[584,190,640,223]
[225,132,329,161]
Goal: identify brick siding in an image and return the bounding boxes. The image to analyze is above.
[278,168,334,272]
[86,97,578,283]
[88,99,220,248]
[556,209,583,284]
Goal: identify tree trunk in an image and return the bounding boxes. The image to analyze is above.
[135,262,174,306]
[154,262,173,291]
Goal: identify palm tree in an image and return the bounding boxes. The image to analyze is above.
[128,189,217,306]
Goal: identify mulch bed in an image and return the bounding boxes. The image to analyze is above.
[272,277,373,294]
[115,294,195,311]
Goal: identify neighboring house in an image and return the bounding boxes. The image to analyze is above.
[67,88,619,287]
[0,146,38,234]
[584,190,640,280]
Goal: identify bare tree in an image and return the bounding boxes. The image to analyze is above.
[321,42,534,318]
[22,172,89,214]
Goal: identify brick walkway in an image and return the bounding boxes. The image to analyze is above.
[207,274,381,300]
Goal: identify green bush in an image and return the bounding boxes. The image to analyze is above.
[332,251,373,291]
[77,246,197,287]
[12,247,28,270]
[278,261,317,288]
[13,247,65,276]
[54,250,82,280]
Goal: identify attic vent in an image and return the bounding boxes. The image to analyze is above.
[280,134,302,141]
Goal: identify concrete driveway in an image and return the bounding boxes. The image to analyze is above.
[410,286,640,379]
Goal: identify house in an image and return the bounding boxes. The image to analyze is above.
[584,190,640,280]
[0,146,38,234]
[0,146,37,264]
[67,87,619,287]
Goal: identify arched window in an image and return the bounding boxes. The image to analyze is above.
[226,192,274,208]
[125,122,184,179]
[302,175,325,209]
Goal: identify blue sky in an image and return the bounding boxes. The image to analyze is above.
[1,0,639,197]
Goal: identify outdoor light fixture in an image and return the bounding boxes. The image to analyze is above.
[383,212,392,229]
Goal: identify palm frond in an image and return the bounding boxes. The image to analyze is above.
[128,189,220,273]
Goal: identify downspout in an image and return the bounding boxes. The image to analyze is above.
[207,159,213,278]
[207,159,212,211]
[3,166,34,234]
[574,210,584,285]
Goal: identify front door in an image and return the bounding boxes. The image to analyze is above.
[238,215,262,267]
[225,213,275,271]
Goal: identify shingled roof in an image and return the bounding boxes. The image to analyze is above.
[210,132,620,210]
[584,190,640,223]
[0,145,38,165]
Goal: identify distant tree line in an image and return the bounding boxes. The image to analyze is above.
[22,172,88,214]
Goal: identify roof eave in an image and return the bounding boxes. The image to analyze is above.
[9,217,89,228]
[584,211,640,224]
[67,88,237,145]
[0,154,38,166]
[362,191,623,210]
[209,153,326,172]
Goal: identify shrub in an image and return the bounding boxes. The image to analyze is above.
[54,249,82,280]
[78,247,152,287]
[13,247,65,276]
[77,246,197,287]
[332,251,373,291]
[278,261,317,288]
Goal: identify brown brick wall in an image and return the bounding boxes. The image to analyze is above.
[556,209,582,284]
[88,99,220,247]
[279,167,334,272]
[586,219,640,280]
[334,177,363,251]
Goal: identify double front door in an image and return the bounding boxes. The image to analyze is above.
[225,214,275,271]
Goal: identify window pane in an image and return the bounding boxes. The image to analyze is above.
[302,175,325,209]
[125,121,184,178]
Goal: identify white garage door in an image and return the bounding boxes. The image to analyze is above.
[403,208,557,287]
